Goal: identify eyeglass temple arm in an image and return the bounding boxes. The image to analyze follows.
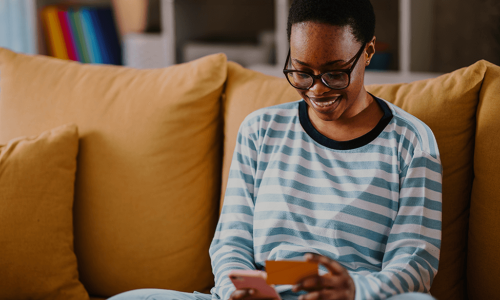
[283,49,291,70]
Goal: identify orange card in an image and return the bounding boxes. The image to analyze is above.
[265,260,318,285]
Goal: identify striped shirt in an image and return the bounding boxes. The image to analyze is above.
[210,97,442,300]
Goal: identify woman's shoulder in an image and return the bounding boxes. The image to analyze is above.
[241,100,302,129]
[378,98,439,158]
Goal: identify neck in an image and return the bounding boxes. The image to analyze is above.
[308,90,384,142]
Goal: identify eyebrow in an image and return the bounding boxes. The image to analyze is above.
[292,58,350,69]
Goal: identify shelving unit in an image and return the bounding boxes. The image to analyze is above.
[25,0,441,83]
[249,0,442,84]
[122,0,175,68]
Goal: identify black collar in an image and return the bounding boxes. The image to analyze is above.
[299,95,393,150]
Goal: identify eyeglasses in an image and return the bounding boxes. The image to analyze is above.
[283,43,366,90]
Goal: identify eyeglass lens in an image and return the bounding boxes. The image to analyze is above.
[286,71,349,89]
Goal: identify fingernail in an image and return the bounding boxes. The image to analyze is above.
[249,289,255,295]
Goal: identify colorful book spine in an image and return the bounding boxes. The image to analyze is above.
[97,8,122,65]
[80,8,101,63]
[41,5,122,65]
[41,6,69,60]
[67,10,85,63]
[58,10,78,61]
[90,8,111,64]
[71,10,91,63]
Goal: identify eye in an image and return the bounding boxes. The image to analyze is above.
[297,72,310,79]
[291,72,310,81]
[324,72,345,81]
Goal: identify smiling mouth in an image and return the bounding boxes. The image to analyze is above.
[310,96,341,108]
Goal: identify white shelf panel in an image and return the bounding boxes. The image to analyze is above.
[399,0,411,74]
[274,0,289,67]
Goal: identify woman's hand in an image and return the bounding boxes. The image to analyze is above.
[229,289,279,300]
[292,253,355,300]
[229,288,257,300]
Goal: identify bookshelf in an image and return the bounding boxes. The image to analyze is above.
[25,0,122,65]
[25,0,173,67]
[154,0,441,83]
[24,0,442,83]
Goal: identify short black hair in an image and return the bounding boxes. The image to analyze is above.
[287,0,376,45]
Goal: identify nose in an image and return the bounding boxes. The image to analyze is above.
[308,77,331,96]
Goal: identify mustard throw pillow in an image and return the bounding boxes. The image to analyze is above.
[0,124,88,300]
[223,61,484,300]
[0,48,226,298]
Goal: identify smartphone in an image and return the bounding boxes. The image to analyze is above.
[228,270,281,300]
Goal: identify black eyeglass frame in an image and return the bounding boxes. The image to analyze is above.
[283,43,366,90]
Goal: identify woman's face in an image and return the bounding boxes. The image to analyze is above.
[289,22,375,123]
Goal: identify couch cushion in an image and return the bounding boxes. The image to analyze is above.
[467,61,500,300]
[0,48,226,298]
[223,61,482,300]
[0,124,88,300]
[221,62,299,205]
[365,63,484,300]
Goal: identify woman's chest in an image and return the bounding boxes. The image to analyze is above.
[253,145,401,230]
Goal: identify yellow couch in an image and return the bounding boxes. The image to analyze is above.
[0,47,498,300]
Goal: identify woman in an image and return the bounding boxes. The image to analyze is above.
[110,0,442,299]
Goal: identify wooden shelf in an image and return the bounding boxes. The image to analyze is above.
[27,0,442,77]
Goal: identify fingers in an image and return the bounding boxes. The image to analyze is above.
[292,255,355,300]
[304,253,345,276]
[293,274,349,292]
[229,289,255,300]
[298,289,354,300]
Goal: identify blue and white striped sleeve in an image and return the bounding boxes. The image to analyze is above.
[209,119,259,300]
[351,149,442,300]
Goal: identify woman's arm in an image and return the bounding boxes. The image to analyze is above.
[210,119,260,300]
[350,149,442,299]
[293,149,442,300]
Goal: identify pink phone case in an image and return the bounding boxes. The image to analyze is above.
[228,270,281,300]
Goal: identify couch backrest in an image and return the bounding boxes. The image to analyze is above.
[221,62,300,204]
[0,48,227,298]
[222,60,499,300]
[467,61,500,300]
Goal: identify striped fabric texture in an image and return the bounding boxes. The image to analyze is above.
[210,98,442,300]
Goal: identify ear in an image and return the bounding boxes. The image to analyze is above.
[365,36,376,66]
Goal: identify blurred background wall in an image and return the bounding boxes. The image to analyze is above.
[432,0,500,73]
[1,0,499,78]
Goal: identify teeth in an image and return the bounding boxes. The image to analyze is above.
[314,98,338,107]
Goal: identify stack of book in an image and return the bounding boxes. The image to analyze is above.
[41,6,122,65]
